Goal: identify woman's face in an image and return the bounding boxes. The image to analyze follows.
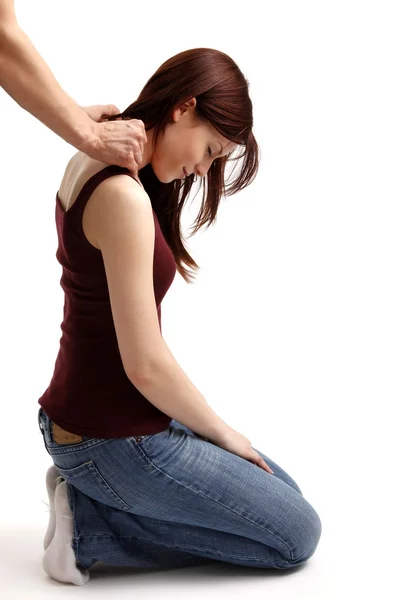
[151,97,238,183]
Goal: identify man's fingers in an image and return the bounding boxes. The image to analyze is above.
[105,104,121,115]
[87,117,146,170]
[127,118,147,140]
[121,151,140,175]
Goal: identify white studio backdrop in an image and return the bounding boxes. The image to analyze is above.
[0,1,399,598]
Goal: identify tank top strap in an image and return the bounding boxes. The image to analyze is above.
[72,165,144,210]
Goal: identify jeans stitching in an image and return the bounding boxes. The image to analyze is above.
[129,439,294,561]
[75,533,292,567]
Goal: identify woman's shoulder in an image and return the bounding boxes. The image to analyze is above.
[58,152,145,212]
[58,152,149,252]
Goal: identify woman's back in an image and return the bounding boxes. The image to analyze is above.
[57,152,144,250]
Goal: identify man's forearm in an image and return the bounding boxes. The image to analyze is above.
[0,22,95,150]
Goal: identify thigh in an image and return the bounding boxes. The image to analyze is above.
[42,414,321,563]
[163,419,303,495]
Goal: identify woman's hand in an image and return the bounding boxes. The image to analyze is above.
[79,104,147,175]
[207,425,274,474]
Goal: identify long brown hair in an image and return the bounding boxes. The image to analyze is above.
[105,48,259,283]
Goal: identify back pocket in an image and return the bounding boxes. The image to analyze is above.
[54,459,132,512]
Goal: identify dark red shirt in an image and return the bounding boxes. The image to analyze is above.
[38,165,176,437]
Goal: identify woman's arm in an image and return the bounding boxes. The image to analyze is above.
[0,3,145,171]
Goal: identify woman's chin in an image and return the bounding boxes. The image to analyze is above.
[152,163,186,184]
[151,165,172,184]
[160,174,180,184]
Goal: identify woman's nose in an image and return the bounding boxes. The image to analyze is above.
[196,164,211,178]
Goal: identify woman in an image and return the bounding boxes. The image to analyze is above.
[37,48,322,586]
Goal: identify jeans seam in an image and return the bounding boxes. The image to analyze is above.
[75,533,291,567]
[131,440,294,561]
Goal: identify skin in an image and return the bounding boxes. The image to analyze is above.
[0,0,146,172]
[59,96,239,211]
[140,97,239,183]
[0,2,233,176]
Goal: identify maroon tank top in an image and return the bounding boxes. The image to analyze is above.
[38,165,176,437]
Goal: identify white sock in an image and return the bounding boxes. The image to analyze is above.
[42,480,90,586]
[43,465,62,551]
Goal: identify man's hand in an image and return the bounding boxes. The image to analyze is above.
[80,104,147,174]
[81,104,121,123]
[0,7,147,173]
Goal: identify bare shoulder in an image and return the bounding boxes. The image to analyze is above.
[83,171,152,250]
[89,172,150,215]
[95,170,147,196]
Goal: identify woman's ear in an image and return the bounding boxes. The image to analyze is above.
[185,97,197,109]
[178,97,197,117]
[171,106,181,122]
[171,97,197,123]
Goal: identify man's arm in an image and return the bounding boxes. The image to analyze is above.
[0,1,146,171]
[0,0,15,23]
[0,20,97,151]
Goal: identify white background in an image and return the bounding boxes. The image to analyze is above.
[0,0,399,597]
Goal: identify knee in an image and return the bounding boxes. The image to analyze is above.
[289,504,322,565]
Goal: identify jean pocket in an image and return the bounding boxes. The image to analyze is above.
[53,459,132,512]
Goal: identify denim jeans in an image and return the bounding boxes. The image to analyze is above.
[38,407,321,570]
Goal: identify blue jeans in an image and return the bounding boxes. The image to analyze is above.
[38,407,321,570]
